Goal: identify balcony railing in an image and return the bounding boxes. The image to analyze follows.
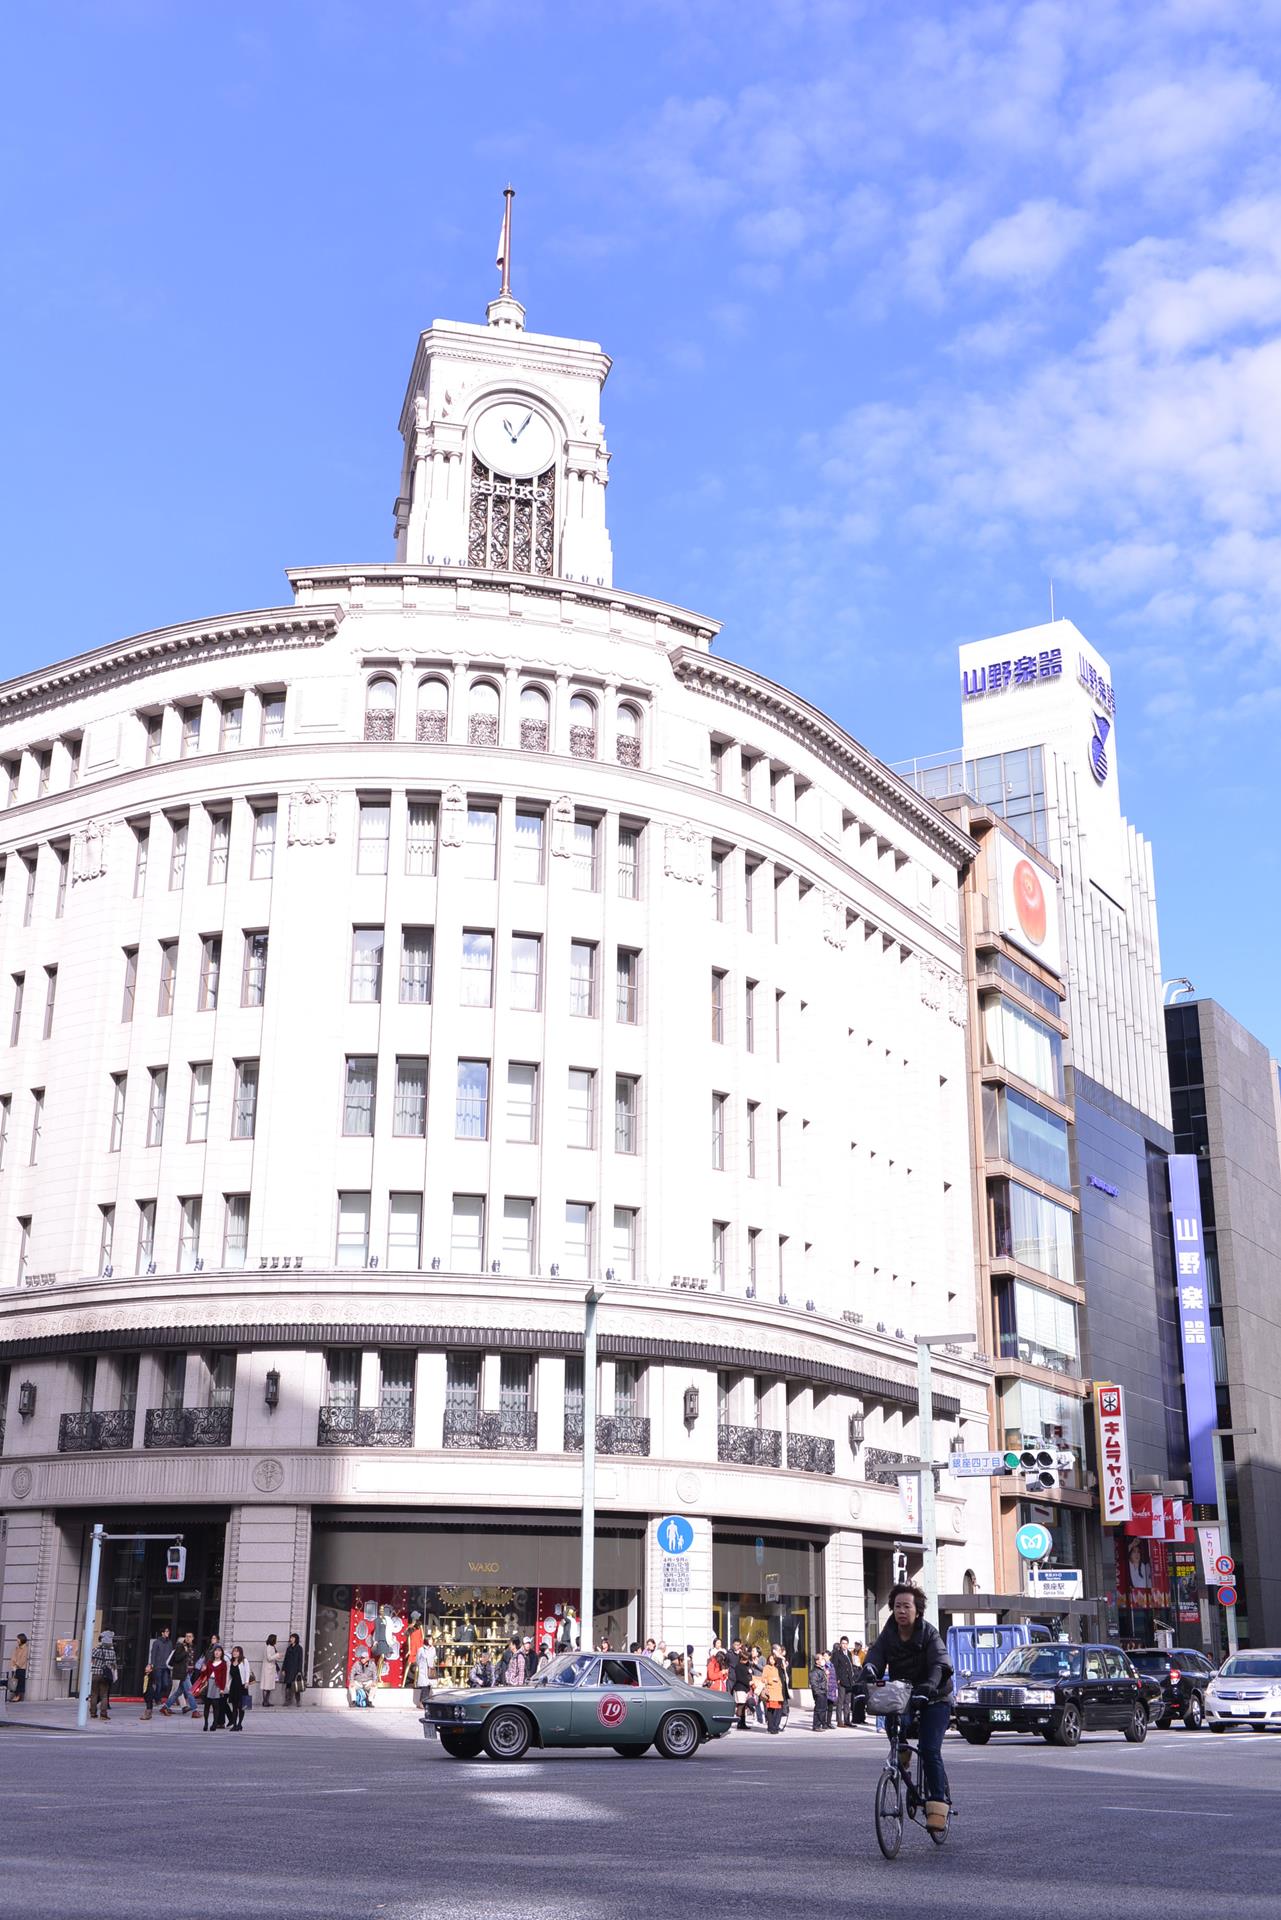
[717,1422,782,1468]
[564,1413,651,1457]
[443,1409,537,1451]
[864,1446,941,1491]
[58,1410,135,1454]
[787,1432,836,1475]
[143,1407,233,1449]
[317,1404,413,1448]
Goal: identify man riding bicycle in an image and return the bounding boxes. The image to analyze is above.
[863,1584,954,1833]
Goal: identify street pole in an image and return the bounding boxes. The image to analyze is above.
[916,1332,976,1624]
[1211,1425,1255,1659]
[76,1523,104,1730]
[580,1285,604,1652]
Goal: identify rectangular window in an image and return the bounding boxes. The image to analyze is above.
[616,947,640,1024]
[133,823,149,897]
[233,1060,259,1139]
[159,1350,184,1410]
[776,1110,786,1183]
[22,854,36,927]
[711,848,727,920]
[711,969,726,1043]
[748,1226,759,1290]
[617,825,640,899]
[399,927,433,1003]
[3,760,17,803]
[387,1192,423,1269]
[17,1215,30,1285]
[569,941,597,1017]
[499,1353,532,1419]
[506,1062,537,1143]
[405,798,438,875]
[464,805,498,880]
[460,930,495,1007]
[98,1204,115,1273]
[158,941,178,1015]
[445,1352,481,1415]
[510,934,542,1011]
[711,739,726,792]
[982,996,1065,1102]
[746,1101,759,1177]
[615,1074,639,1154]
[745,979,757,1052]
[502,1197,535,1275]
[393,1057,427,1137]
[326,1347,360,1407]
[378,1350,411,1423]
[178,1195,202,1272]
[0,1095,9,1170]
[711,1092,726,1169]
[745,860,758,931]
[335,1192,371,1269]
[42,966,57,1039]
[769,767,782,813]
[168,817,188,890]
[250,806,276,880]
[351,926,384,1002]
[109,1073,127,1152]
[144,713,163,764]
[567,1068,596,1149]
[513,808,545,883]
[357,801,390,874]
[36,748,51,796]
[136,1200,156,1273]
[612,1207,637,1283]
[260,693,285,744]
[223,1194,250,1269]
[995,1277,1081,1374]
[571,815,599,891]
[741,753,755,802]
[188,1062,211,1142]
[180,705,202,757]
[982,1084,1071,1190]
[207,811,230,884]
[343,1056,377,1136]
[989,1179,1077,1285]
[773,869,784,941]
[146,1068,167,1147]
[121,950,138,1023]
[29,1088,44,1164]
[451,1194,485,1271]
[615,1358,642,1415]
[219,699,243,751]
[9,974,23,1046]
[241,931,268,1007]
[198,935,221,1011]
[775,989,784,1062]
[54,845,68,918]
[456,1059,490,1140]
[564,1201,593,1279]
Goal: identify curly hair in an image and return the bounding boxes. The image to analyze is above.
[888,1582,926,1619]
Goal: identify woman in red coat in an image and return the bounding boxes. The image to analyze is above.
[203,1646,230,1731]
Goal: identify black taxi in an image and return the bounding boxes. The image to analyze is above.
[953,1642,1152,1747]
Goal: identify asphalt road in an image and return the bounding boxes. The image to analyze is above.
[1,1721,1276,1920]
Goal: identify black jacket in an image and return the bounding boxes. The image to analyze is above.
[864,1619,953,1702]
[730,1653,754,1692]
[282,1643,304,1685]
[831,1645,857,1689]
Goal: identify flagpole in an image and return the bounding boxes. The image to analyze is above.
[499,185,514,297]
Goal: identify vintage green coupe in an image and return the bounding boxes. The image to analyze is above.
[425,1651,736,1761]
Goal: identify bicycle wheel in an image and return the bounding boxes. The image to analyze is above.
[875,1768,905,1860]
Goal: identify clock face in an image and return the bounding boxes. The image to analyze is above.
[472,400,556,478]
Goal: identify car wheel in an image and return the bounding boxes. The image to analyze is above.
[960,1728,991,1745]
[1147,1701,1164,1729]
[1184,1694,1204,1731]
[439,1729,484,1760]
[613,1743,650,1758]
[483,1707,533,1762]
[1124,1707,1148,1744]
[1054,1704,1082,1748]
[655,1711,702,1759]
[1156,1712,1174,1730]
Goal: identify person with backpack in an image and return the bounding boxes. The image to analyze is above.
[501,1636,526,1686]
[468,1653,494,1688]
[88,1630,118,1720]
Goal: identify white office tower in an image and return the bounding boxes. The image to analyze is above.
[0,237,994,1701]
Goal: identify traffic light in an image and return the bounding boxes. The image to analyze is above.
[165,1543,187,1585]
[892,1550,908,1584]
[1018,1447,1058,1493]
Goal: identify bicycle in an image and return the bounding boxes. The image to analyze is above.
[867,1680,954,1859]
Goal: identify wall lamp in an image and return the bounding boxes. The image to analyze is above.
[264,1369,280,1410]
[848,1405,866,1451]
[18,1380,37,1418]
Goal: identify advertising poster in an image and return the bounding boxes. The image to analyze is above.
[1171,1549,1201,1627]
[989,830,1063,975]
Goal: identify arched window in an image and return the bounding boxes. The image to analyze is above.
[616,702,643,768]
[519,684,549,752]
[468,680,500,748]
[364,676,397,742]
[416,678,448,745]
[569,692,597,760]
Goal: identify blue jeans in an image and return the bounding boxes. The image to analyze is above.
[904,1699,951,1803]
[165,1676,196,1711]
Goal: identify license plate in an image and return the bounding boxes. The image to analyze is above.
[990,1709,1011,1723]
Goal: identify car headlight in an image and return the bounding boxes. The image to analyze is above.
[452,1704,469,1719]
[1024,1689,1056,1706]
[957,1688,979,1703]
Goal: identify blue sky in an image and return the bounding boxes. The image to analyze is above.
[5,1,1281,1055]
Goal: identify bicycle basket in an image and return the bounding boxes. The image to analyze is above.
[866,1680,912,1715]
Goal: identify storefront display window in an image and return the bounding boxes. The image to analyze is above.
[711,1529,825,1688]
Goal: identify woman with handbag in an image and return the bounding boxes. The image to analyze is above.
[760,1653,786,1733]
[226,1646,252,1730]
[282,1632,304,1705]
[202,1645,230,1731]
[260,1634,281,1707]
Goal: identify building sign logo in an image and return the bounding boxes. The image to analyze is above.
[1088,712,1112,785]
[1168,1154,1218,1507]
[1077,654,1117,715]
[1094,1382,1133,1526]
[961,646,1062,699]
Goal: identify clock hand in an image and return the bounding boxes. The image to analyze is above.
[512,410,532,439]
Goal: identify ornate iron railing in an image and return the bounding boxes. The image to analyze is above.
[717,1423,782,1468]
[569,725,597,759]
[58,1410,136,1453]
[864,1446,940,1490]
[615,734,641,767]
[415,713,446,744]
[442,1409,537,1451]
[143,1407,233,1449]
[519,719,549,752]
[564,1414,651,1457]
[316,1404,414,1447]
[787,1432,836,1475]
[468,714,499,747]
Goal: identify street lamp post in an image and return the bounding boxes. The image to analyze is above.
[1211,1425,1255,1658]
[916,1332,976,1622]
[579,1285,605,1652]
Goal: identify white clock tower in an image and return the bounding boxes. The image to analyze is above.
[393,194,614,586]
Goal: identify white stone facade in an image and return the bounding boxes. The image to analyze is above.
[0,283,992,1700]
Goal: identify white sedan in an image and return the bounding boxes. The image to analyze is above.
[1204,1650,1281,1730]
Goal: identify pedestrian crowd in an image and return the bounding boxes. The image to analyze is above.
[698,1634,871,1733]
[61,1623,308,1725]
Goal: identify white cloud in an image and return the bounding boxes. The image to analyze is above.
[1078,67,1275,191]
[961,199,1088,283]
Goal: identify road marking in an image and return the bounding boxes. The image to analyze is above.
[468,1789,599,1821]
[1102,1805,1233,1817]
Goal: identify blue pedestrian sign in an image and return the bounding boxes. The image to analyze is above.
[1015,1523,1052,1562]
[656,1515,694,1556]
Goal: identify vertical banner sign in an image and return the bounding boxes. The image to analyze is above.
[1168,1154,1218,1507]
[1195,1525,1223,1585]
[897,1473,920,1532]
[1095,1383,1133,1525]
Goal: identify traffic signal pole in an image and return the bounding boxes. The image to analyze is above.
[75,1526,185,1729]
[916,1332,976,1622]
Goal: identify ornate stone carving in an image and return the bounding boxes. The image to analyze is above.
[664,823,707,885]
[918,957,945,1012]
[848,1490,863,1521]
[11,1465,33,1500]
[287,787,337,847]
[441,784,467,847]
[946,975,968,1028]
[675,1471,703,1505]
[71,820,109,884]
[951,1505,964,1535]
[823,891,850,949]
[251,1457,285,1494]
[549,794,576,860]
